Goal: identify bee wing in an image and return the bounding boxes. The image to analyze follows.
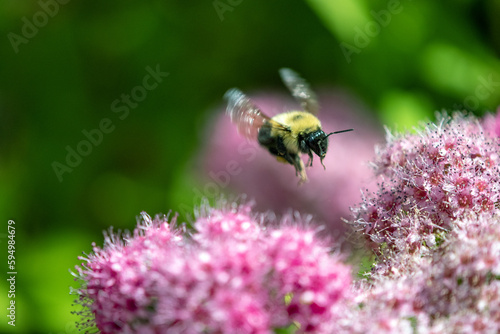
[279,68,319,115]
[224,88,289,141]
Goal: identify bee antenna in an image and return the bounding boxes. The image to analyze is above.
[326,129,353,137]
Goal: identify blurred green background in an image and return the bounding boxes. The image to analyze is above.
[0,0,499,332]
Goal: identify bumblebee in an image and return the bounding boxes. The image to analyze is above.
[224,68,353,183]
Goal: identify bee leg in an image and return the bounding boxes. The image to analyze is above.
[306,151,314,167]
[298,137,313,168]
[278,152,308,183]
[290,154,307,184]
[262,136,308,183]
[280,152,297,168]
[297,161,308,184]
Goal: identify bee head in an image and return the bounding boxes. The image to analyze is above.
[306,128,353,168]
[306,130,330,159]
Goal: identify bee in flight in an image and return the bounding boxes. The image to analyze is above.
[224,68,353,184]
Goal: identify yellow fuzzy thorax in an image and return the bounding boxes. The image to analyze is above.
[270,111,322,154]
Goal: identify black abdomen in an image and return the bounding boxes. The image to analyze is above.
[258,123,288,158]
[257,123,273,146]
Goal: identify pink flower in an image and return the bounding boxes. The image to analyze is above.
[417,214,500,325]
[335,278,428,334]
[336,213,500,333]
[198,90,383,235]
[482,106,500,137]
[337,112,500,333]
[351,112,500,251]
[72,202,352,333]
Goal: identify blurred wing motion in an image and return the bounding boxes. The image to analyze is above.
[279,68,319,115]
[224,88,289,141]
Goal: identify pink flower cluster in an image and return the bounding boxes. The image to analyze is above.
[72,110,500,333]
[419,214,500,327]
[340,111,500,333]
[337,214,500,333]
[73,202,351,333]
[483,106,500,138]
[352,113,500,251]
